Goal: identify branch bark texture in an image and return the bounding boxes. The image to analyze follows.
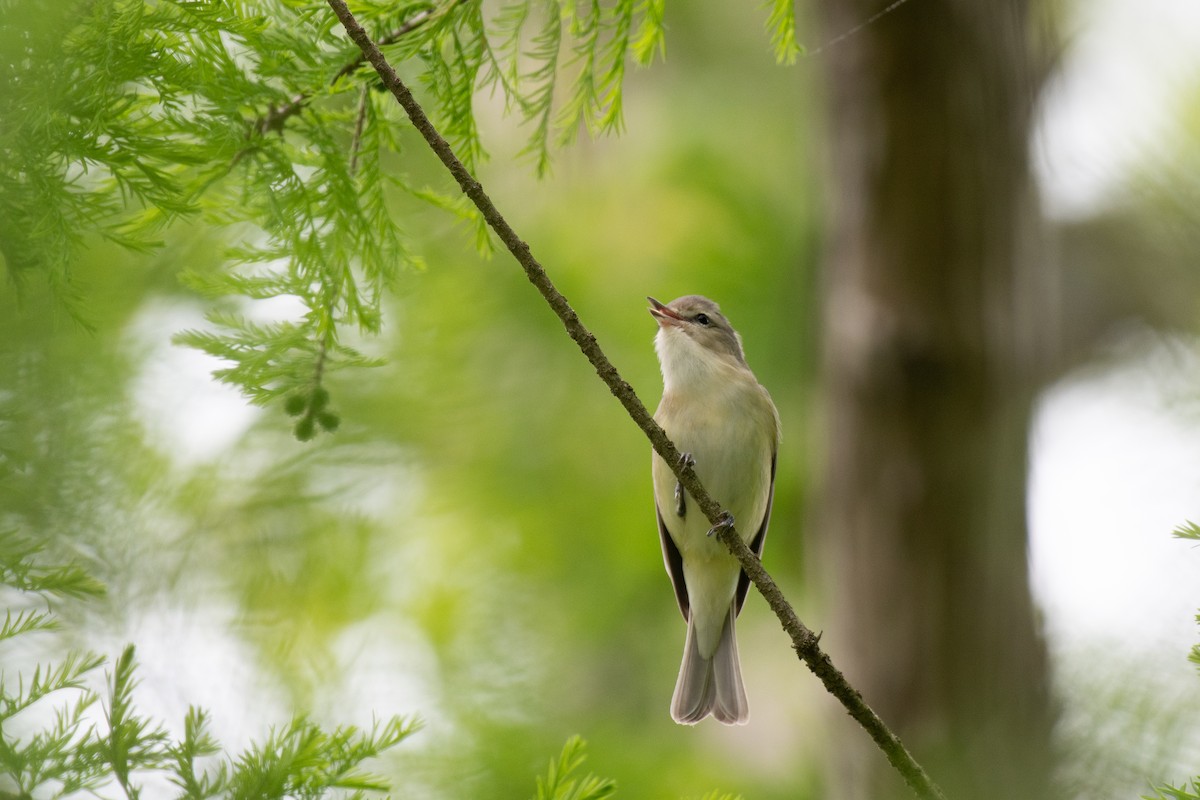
[324,3,947,798]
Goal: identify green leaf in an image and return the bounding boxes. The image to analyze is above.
[101,646,171,795]
[0,530,107,598]
[631,0,666,66]
[0,650,105,725]
[1173,520,1200,541]
[0,609,58,642]
[168,707,228,800]
[763,0,801,64]
[225,715,419,798]
[534,736,617,800]
[1144,779,1200,800]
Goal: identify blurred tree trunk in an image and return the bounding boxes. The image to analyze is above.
[813,2,1056,799]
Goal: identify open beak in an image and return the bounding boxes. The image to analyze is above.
[647,296,684,328]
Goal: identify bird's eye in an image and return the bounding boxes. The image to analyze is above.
[694,313,711,326]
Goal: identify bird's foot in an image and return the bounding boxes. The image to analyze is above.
[674,452,695,518]
[706,510,735,538]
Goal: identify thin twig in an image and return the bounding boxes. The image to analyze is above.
[257,0,470,137]
[348,84,370,175]
[802,0,915,57]
[323,3,948,798]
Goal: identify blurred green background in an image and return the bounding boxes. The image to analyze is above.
[3,1,1200,798]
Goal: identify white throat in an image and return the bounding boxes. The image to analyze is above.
[655,327,742,395]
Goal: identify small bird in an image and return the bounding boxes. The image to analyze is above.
[648,295,781,725]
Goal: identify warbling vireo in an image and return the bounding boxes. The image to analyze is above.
[648,295,781,725]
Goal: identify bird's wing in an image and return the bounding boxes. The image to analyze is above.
[656,502,690,620]
[735,451,776,616]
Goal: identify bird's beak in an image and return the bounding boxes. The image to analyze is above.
[648,296,684,328]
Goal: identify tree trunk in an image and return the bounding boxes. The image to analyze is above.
[814,1,1056,798]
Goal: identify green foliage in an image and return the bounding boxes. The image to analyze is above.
[0,530,107,599]
[762,0,801,64]
[508,0,565,177]
[0,0,681,436]
[554,0,636,145]
[1176,522,1200,671]
[1145,779,1200,800]
[2,0,802,437]
[221,714,416,799]
[100,647,172,799]
[533,735,616,800]
[2,3,820,795]
[1174,520,1200,541]
[0,534,107,770]
[528,740,740,800]
[1,533,634,800]
[1142,523,1200,799]
[0,1,212,307]
[0,532,417,799]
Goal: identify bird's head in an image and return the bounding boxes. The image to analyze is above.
[648,295,747,386]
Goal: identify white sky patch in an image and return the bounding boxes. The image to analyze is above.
[126,300,260,464]
[315,616,446,733]
[89,600,290,753]
[1029,331,1200,792]
[1029,332,1200,654]
[1033,0,1200,218]
[243,292,309,325]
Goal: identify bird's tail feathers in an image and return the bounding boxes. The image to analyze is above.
[670,606,748,725]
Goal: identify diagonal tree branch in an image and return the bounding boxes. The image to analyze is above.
[323,3,947,799]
